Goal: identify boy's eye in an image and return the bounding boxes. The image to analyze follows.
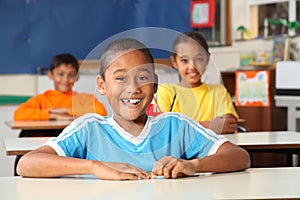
[116,77,126,81]
[68,74,77,79]
[180,58,189,64]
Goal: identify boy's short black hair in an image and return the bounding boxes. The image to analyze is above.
[50,53,79,72]
[99,38,154,80]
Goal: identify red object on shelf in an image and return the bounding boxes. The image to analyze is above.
[190,0,215,28]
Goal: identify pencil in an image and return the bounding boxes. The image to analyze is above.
[169,94,177,112]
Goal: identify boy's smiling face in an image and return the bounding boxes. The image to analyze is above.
[97,50,157,126]
[48,64,78,93]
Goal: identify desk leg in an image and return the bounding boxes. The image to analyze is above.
[293,154,299,166]
[286,106,300,167]
[287,106,297,131]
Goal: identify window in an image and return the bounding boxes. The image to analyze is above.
[192,0,231,46]
[248,0,300,37]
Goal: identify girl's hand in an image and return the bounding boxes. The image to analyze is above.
[93,161,151,180]
[152,156,198,179]
[210,114,237,134]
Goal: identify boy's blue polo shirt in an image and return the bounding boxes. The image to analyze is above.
[46,112,228,172]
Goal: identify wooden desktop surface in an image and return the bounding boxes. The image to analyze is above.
[225,131,300,167]
[5,120,71,130]
[225,131,300,150]
[4,137,52,156]
[4,131,300,157]
[275,95,300,131]
[1,167,300,199]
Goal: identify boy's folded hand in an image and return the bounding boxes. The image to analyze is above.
[49,108,70,114]
[152,156,197,179]
[49,108,73,120]
[93,161,151,180]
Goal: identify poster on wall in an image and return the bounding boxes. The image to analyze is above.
[235,70,270,107]
[190,0,215,28]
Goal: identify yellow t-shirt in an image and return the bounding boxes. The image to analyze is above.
[155,83,238,121]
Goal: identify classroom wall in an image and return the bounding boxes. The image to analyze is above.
[0,0,252,96]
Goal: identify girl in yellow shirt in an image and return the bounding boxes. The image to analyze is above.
[153,31,238,134]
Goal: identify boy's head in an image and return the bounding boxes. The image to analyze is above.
[99,38,155,80]
[48,53,79,93]
[97,38,158,125]
[171,31,210,88]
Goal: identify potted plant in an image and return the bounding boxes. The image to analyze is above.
[267,18,280,36]
[237,25,248,40]
[288,20,300,36]
[279,18,288,35]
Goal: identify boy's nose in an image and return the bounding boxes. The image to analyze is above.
[64,75,72,82]
[126,79,141,94]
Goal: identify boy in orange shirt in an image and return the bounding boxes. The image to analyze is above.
[14,53,107,121]
[13,53,107,175]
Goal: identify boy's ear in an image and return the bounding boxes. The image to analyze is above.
[170,55,178,69]
[76,75,80,82]
[96,75,106,95]
[47,71,54,80]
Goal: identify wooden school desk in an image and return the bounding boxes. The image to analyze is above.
[225,131,300,166]
[4,137,51,156]
[5,131,300,156]
[275,95,300,131]
[5,120,71,130]
[1,167,300,200]
[5,120,71,175]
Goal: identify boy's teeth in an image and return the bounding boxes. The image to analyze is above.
[129,99,140,104]
[122,99,141,104]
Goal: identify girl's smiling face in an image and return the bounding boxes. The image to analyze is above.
[97,50,157,127]
[172,39,209,88]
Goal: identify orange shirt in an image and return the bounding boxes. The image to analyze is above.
[14,90,107,120]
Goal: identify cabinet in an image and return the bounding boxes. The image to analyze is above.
[222,67,287,131]
[223,67,291,167]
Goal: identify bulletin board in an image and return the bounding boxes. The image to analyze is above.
[0,0,190,74]
[190,0,216,28]
[235,70,270,107]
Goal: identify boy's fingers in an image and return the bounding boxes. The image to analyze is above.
[152,161,164,175]
[162,160,178,179]
[132,167,151,179]
[137,172,151,179]
[99,172,138,180]
[171,169,178,179]
[171,164,186,179]
[152,167,163,176]
[117,172,139,180]
[125,166,151,179]
[163,167,171,179]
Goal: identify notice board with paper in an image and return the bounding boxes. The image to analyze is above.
[235,70,270,107]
